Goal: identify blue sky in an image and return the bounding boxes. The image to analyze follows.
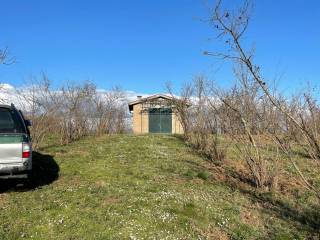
[0,0,319,94]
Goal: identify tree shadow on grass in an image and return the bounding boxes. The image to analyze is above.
[0,151,60,193]
[243,189,320,237]
[223,174,320,237]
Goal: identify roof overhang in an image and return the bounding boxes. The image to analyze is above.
[128,94,173,111]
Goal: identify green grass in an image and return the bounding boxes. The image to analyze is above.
[0,134,319,239]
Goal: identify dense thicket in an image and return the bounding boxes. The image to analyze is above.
[15,75,129,149]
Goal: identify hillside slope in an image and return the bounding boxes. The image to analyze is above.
[0,135,318,239]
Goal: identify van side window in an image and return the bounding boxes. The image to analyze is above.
[0,108,25,134]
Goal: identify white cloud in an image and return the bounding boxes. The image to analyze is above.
[0,83,152,108]
[123,90,150,102]
[0,83,21,106]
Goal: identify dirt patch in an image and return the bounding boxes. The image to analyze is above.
[193,224,230,240]
[102,196,121,206]
[64,176,82,185]
[95,180,107,187]
[204,228,230,240]
[191,178,204,184]
[172,178,188,185]
[240,206,262,228]
[209,165,229,183]
[0,194,8,205]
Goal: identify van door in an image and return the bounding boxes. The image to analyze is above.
[0,107,26,165]
[0,135,24,164]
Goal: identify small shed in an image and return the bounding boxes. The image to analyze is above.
[128,94,184,134]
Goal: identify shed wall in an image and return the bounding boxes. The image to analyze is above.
[132,103,184,134]
[172,113,184,134]
[133,104,148,134]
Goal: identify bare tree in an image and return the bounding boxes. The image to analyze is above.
[167,82,193,138]
[167,76,226,162]
[58,82,96,144]
[92,86,128,135]
[16,74,62,150]
[206,0,320,195]
[0,47,15,101]
[207,0,320,160]
[0,47,15,65]
[16,76,130,148]
[209,63,280,189]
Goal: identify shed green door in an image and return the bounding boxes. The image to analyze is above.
[149,108,172,133]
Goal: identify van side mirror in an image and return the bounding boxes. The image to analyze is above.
[25,120,32,127]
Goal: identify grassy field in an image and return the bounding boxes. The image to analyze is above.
[0,134,319,239]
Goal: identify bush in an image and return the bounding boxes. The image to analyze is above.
[197,171,210,180]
